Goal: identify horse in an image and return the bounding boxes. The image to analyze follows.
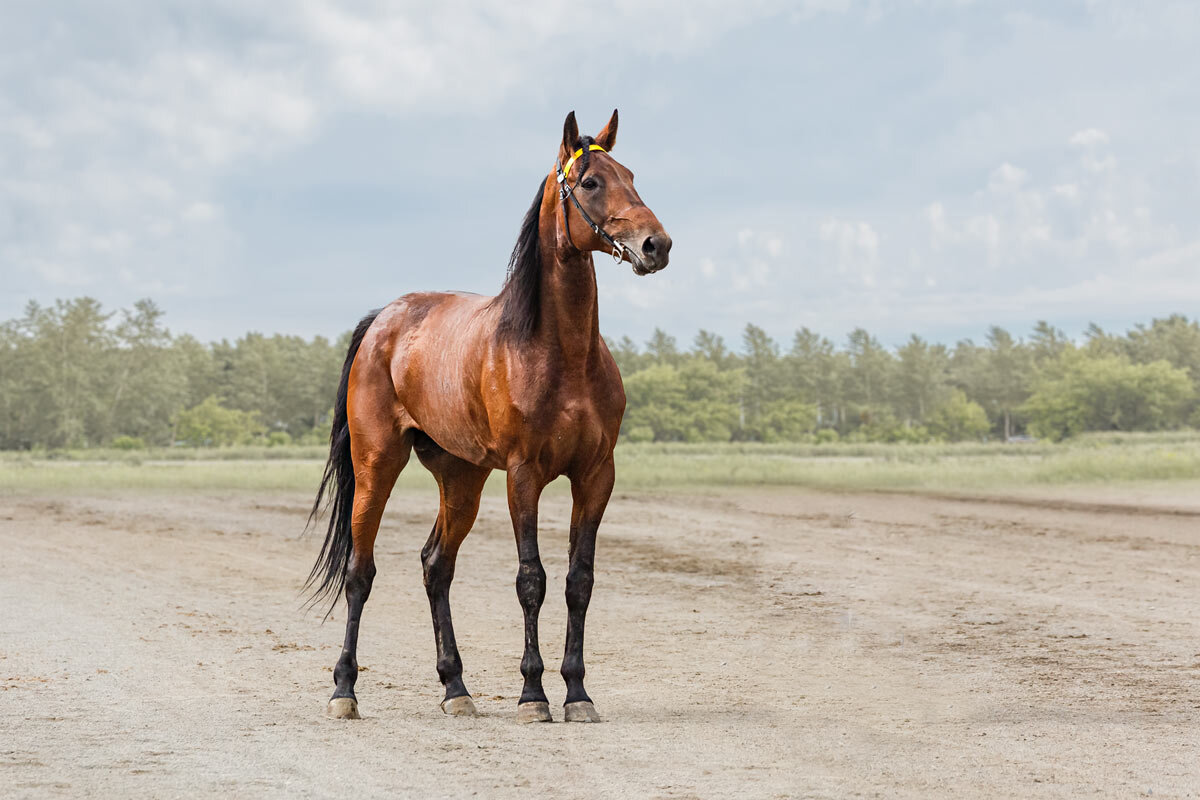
[306,109,671,724]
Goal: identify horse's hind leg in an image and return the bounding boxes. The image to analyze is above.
[327,423,411,719]
[414,434,490,716]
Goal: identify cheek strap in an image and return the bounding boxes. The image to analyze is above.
[554,150,628,264]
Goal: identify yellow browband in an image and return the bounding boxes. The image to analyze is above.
[562,144,607,179]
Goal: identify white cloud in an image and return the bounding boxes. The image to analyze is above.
[910,127,1186,314]
[988,162,1029,193]
[182,202,221,223]
[819,218,880,286]
[7,0,877,297]
[1069,128,1109,148]
[5,1,1200,347]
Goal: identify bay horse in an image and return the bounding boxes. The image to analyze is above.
[306,110,671,723]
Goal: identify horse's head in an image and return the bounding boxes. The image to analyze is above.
[554,110,672,275]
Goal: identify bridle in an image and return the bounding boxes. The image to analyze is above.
[555,144,636,266]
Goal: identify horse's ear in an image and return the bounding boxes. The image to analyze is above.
[561,111,579,159]
[595,108,618,151]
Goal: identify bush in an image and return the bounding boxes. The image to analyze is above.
[110,435,146,450]
[844,408,933,444]
[742,399,818,442]
[266,431,292,447]
[622,362,743,442]
[1023,353,1194,441]
[928,390,991,441]
[173,397,266,447]
[815,428,840,444]
[625,425,655,444]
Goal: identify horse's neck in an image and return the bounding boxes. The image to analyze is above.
[536,226,602,363]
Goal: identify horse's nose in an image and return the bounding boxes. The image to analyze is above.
[641,233,673,268]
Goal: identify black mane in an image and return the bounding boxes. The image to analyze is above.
[495,137,596,341]
[495,180,546,341]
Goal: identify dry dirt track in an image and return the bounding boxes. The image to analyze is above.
[1,486,1199,799]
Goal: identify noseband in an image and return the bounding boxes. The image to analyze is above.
[555,145,630,265]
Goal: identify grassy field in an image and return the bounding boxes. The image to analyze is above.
[3,432,1200,494]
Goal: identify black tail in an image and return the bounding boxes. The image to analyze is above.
[304,309,381,615]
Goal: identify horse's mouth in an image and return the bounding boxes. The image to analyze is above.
[620,241,667,276]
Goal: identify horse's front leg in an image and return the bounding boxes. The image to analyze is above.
[561,458,614,723]
[507,463,552,723]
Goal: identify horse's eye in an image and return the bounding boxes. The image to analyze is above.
[581,178,598,190]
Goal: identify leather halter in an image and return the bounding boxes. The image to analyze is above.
[554,145,628,264]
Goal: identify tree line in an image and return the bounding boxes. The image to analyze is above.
[1,297,1197,449]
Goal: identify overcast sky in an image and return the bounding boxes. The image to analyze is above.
[3,1,1198,348]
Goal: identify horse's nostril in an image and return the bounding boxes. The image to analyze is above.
[642,236,656,255]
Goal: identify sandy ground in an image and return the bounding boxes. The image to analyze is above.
[1,485,1198,799]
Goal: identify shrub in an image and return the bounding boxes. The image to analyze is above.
[742,399,818,442]
[625,425,655,444]
[173,397,266,447]
[110,435,146,450]
[928,390,991,441]
[266,431,292,447]
[1023,353,1194,441]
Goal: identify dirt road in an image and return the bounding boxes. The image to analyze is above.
[2,486,1198,798]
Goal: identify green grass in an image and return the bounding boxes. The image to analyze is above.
[3,433,1200,494]
[0,444,330,462]
[615,441,1200,490]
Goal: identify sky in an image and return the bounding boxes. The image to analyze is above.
[3,1,1199,349]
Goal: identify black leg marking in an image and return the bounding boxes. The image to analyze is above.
[422,522,471,702]
[516,555,548,704]
[561,545,595,705]
[332,559,376,702]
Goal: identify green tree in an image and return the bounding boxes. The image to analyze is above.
[1082,322,1125,358]
[927,389,991,441]
[981,327,1032,440]
[895,335,950,424]
[1124,315,1200,422]
[106,299,189,445]
[622,362,743,442]
[843,328,894,432]
[1029,320,1070,365]
[788,328,842,427]
[645,328,681,366]
[173,396,266,446]
[17,299,114,447]
[605,335,644,376]
[692,329,733,370]
[740,324,789,437]
[741,399,818,442]
[1023,353,1194,440]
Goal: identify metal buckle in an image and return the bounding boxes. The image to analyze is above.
[612,243,624,263]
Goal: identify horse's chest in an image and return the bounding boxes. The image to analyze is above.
[517,377,619,448]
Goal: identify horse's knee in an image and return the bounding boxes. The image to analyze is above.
[565,565,593,612]
[515,560,546,610]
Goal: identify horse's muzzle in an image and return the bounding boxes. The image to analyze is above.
[631,232,671,274]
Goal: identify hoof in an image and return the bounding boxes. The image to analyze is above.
[440,695,478,717]
[326,697,360,720]
[516,701,553,724]
[563,701,601,723]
